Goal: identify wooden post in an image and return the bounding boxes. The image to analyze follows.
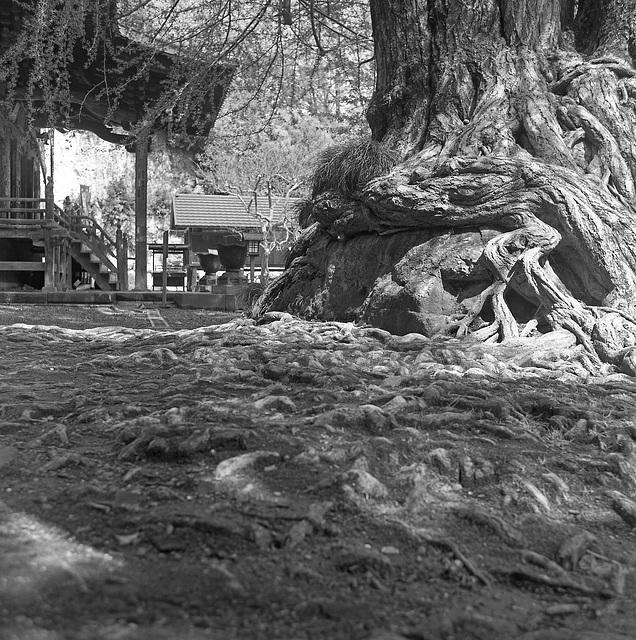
[122,234,129,290]
[116,223,129,291]
[43,229,54,291]
[54,244,60,289]
[45,176,53,220]
[134,134,149,290]
[42,174,55,290]
[162,229,168,305]
[65,242,72,290]
[0,123,10,197]
[49,127,54,184]
[59,244,65,290]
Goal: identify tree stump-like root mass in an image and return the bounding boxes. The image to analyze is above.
[259,29,636,377]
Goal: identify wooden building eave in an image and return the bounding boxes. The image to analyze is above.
[0,1,235,145]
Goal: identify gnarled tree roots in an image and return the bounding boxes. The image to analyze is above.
[449,213,636,376]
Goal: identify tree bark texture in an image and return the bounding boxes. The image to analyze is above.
[257,0,636,376]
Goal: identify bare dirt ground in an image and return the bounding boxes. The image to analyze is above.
[1,302,636,640]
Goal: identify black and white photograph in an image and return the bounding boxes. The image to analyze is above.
[1,2,636,639]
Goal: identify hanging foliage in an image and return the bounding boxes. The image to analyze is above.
[0,1,372,145]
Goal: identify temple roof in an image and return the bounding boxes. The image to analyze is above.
[172,193,301,231]
[0,1,234,144]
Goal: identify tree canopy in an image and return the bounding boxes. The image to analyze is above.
[0,1,373,143]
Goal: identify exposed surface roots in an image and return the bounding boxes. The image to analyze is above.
[452,211,636,374]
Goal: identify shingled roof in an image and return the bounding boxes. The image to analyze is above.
[0,0,234,144]
[171,193,300,231]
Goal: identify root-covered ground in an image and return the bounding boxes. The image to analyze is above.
[1,303,636,640]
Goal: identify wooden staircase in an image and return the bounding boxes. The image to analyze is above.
[54,207,128,291]
[71,240,119,290]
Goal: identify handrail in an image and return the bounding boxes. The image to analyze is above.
[69,215,118,258]
[0,198,116,262]
[78,216,117,250]
[0,194,128,290]
[54,207,117,262]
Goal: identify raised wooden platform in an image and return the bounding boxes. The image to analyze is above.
[0,290,249,309]
[0,290,181,304]
[0,291,117,304]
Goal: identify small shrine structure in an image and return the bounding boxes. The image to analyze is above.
[171,193,300,287]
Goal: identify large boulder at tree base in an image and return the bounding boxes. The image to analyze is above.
[256,224,534,337]
[358,230,502,336]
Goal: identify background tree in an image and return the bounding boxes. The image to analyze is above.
[230,176,302,285]
[55,131,196,241]
[257,0,636,376]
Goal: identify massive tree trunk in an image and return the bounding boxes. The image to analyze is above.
[256,0,636,376]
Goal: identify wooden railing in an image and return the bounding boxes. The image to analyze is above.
[0,179,54,222]
[0,197,47,221]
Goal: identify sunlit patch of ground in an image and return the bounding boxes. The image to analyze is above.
[0,501,122,599]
